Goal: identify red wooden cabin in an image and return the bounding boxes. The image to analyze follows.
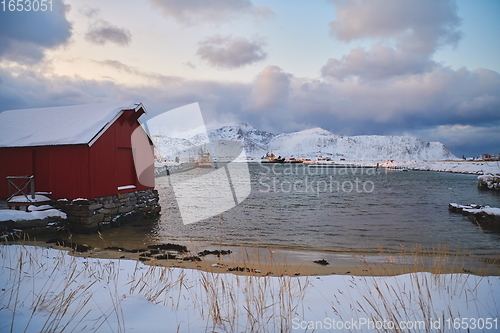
[0,101,155,201]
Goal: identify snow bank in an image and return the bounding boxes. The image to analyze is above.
[0,208,66,222]
[449,203,500,217]
[1,245,498,332]
[27,204,54,211]
[7,194,51,203]
[382,160,500,175]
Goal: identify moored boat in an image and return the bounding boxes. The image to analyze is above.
[261,153,285,163]
[285,157,303,163]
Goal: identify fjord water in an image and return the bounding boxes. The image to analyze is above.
[152,164,500,256]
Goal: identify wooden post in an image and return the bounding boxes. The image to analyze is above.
[30,175,35,200]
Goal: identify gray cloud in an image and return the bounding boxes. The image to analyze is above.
[0,0,72,64]
[93,59,184,84]
[149,0,273,25]
[324,0,462,80]
[196,35,267,69]
[94,59,141,75]
[79,5,100,18]
[329,0,461,53]
[1,62,499,157]
[250,66,292,110]
[413,124,500,157]
[321,44,436,81]
[251,6,275,20]
[0,65,248,126]
[85,20,132,46]
[243,65,500,155]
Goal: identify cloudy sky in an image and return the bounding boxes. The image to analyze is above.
[0,0,499,157]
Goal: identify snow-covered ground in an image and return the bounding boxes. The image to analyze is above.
[1,245,499,332]
[7,194,51,203]
[0,207,66,222]
[381,160,500,175]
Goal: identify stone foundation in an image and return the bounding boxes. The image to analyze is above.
[54,189,161,233]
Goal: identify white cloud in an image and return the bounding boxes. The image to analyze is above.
[149,0,273,25]
[196,35,267,69]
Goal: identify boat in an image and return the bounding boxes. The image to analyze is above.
[260,153,285,163]
[196,148,213,168]
[285,157,303,164]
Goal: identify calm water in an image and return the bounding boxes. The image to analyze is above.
[146,163,500,256]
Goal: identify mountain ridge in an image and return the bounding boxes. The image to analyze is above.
[154,122,458,161]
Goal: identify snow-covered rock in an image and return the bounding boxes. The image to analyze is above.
[478,174,500,190]
[449,203,500,226]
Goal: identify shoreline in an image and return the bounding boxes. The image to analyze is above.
[225,159,500,175]
[4,240,500,277]
[157,159,500,176]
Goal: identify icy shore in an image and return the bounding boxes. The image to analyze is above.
[381,160,500,175]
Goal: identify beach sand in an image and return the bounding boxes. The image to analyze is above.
[5,238,500,277]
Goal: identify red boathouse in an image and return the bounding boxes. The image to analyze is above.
[0,101,160,231]
[0,101,155,200]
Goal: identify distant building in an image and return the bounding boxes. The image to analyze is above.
[481,154,500,161]
[0,101,155,201]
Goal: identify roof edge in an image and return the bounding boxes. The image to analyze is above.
[88,102,147,147]
[88,110,124,147]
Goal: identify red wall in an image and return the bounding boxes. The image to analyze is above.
[0,110,154,201]
[0,148,34,200]
[87,110,152,199]
[0,145,90,200]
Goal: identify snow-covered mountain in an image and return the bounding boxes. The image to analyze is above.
[153,122,457,161]
[152,122,274,161]
[269,127,458,161]
[207,122,275,158]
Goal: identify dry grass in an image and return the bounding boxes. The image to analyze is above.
[0,243,311,333]
[0,239,498,332]
[327,271,489,333]
[1,244,126,332]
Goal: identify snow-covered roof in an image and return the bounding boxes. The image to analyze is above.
[0,101,145,147]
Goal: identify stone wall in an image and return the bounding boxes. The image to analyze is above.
[54,189,161,233]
